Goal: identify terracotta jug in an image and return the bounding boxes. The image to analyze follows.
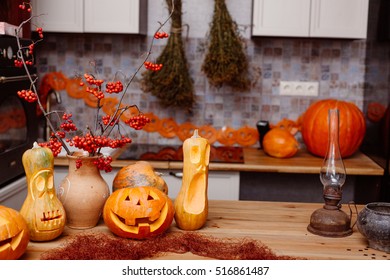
[57,152,110,229]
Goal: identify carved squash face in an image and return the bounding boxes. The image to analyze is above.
[103,186,174,239]
[20,144,66,241]
[28,169,66,238]
[0,205,30,260]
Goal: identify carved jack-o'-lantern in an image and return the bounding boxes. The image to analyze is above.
[103,186,174,239]
[0,205,30,260]
[20,143,66,241]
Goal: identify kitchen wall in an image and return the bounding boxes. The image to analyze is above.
[36,0,389,146]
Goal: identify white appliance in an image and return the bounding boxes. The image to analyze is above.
[0,176,27,210]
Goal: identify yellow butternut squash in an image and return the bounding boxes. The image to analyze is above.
[20,142,66,241]
[174,129,210,230]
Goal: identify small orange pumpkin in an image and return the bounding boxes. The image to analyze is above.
[301,99,366,158]
[262,128,299,158]
[112,161,168,194]
[0,205,30,260]
[103,186,174,239]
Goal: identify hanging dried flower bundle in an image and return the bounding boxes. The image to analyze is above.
[141,0,195,111]
[202,0,250,91]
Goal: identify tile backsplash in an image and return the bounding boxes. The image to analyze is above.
[35,0,390,146]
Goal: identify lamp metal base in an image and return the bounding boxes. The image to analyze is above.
[307,207,352,238]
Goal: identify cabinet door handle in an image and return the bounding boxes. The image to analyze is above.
[0,74,37,83]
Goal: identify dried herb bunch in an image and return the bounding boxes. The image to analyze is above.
[141,0,195,111]
[202,0,250,91]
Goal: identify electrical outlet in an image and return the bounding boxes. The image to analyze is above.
[280,81,319,96]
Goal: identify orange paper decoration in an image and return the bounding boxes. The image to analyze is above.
[38,72,303,147]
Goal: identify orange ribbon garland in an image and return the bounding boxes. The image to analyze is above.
[38,72,308,146]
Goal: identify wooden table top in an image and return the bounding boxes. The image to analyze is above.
[54,148,384,176]
[22,200,389,260]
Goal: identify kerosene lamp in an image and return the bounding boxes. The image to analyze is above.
[307,108,352,237]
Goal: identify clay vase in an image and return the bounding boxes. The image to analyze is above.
[357,202,390,253]
[57,152,110,229]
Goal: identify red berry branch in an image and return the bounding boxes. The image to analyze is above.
[154,31,169,39]
[14,1,175,172]
[144,61,163,71]
[17,89,38,102]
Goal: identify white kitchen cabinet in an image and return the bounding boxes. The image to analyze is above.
[31,0,83,32]
[31,0,147,34]
[310,0,369,38]
[252,0,311,37]
[160,170,240,201]
[54,168,240,201]
[252,0,369,39]
[84,0,147,34]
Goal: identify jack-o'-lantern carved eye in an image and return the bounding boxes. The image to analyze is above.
[124,194,155,202]
[0,206,30,260]
[103,186,174,239]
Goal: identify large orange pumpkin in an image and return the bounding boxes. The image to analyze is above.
[262,128,299,158]
[0,205,30,260]
[301,99,366,158]
[103,186,174,239]
[112,161,168,195]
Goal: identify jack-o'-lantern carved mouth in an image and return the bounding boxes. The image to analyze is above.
[34,210,65,231]
[116,214,161,225]
[0,230,25,252]
[109,202,169,234]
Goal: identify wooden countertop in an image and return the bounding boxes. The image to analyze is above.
[22,200,389,260]
[54,148,384,176]
[241,148,384,175]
